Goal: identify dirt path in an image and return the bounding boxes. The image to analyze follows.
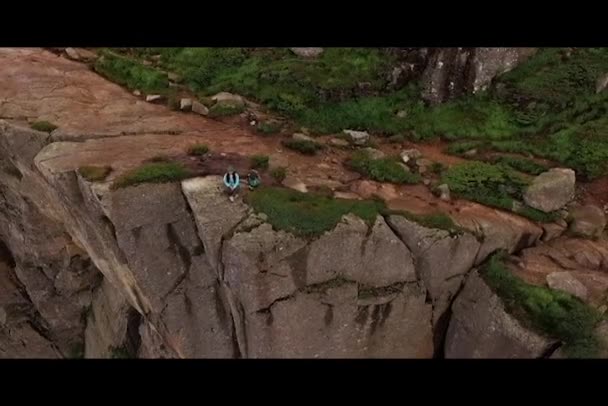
[0,48,529,219]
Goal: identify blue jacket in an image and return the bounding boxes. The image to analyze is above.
[224,172,240,189]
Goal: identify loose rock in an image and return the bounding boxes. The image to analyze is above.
[523,168,575,213]
[401,148,422,163]
[569,204,606,238]
[145,94,163,103]
[363,147,385,160]
[191,101,209,116]
[343,130,370,146]
[289,48,324,58]
[292,133,314,142]
[438,184,451,201]
[179,98,193,111]
[546,271,588,301]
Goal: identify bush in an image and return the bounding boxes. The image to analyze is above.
[348,151,420,184]
[282,139,324,155]
[270,167,287,182]
[246,186,386,237]
[112,162,190,189]
[251,155,270,170]
[78,165,112,182]
[430,162,445,175]
[482,252,602,358]
[256,121,282,135]
[492,156,548,175]
[30,121,58,133]
[188,144,209,156]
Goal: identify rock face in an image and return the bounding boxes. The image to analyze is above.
[386,216,480,346]
[445,272,555,358]
[421,48,537,105]
[290,48,324,58]
[569,204,606,238]
[523,168,576,213]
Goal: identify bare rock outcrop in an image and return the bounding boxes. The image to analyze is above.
[445,271,556,358]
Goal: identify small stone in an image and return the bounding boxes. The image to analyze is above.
[145,94,163,103]
[292,133,314,142]
[512,200,524,212]
[401,148,422,163]
[396,110,408,118]
[133,90,141,96]
[65,47,80,60]
[423,179,431,186]
[416,158,433,168]
[192,101,209,116]
[300,127,310,135]
[546,272,588,301]
[142,60,152,66]
[329,138,350,148]
[463,149,478,157]
[438,184,451,201]
[331,158,339,164]
[343,130,370,146]
[180,98,193,111]
[168,72,181,82]
[250,120,257,126]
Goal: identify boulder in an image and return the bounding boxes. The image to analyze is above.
[445,271,555,358]
[133,90,141,97]
[343,130,370,146]
[65,48,80,60]
[211,92,245,107]
[546,272,588,301]
[179,98,192,111]
[569,204,606,238]
[438,184,451,201]
[523,168,575,213]
[400,148,422,163]
[191,101,209,116]
[289,48,324,58]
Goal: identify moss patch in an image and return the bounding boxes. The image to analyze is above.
[282,139,324,155]
[78,165,112,182]
[247,186,386,237]
[112,162,190,189]
[30,121,58,133]
[482,252,602,358]
[251,155,270,170]
[207,102,245,118]
[94,50,169,94]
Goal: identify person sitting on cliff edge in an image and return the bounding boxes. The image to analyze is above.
[223,166,240,202]
[247,169,261,191]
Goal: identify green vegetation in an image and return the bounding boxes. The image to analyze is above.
[112,162,190,189]
[256,121,282,135]
[270,166,287,182]
[30,120,58,133]
[105,48,608,179]
[247,186,386,237]
[491,156,548,176]
[441,161,557,222]
[78,165,112,182]
[430,162,445,175]
[207,102,245,118]
[95,50,169,94]
[251,155,270,170]
[482,252,603,358]
[187,144,209,156]
[348,150,420,184]
[282,139,324,155]
[67,342,85,359]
